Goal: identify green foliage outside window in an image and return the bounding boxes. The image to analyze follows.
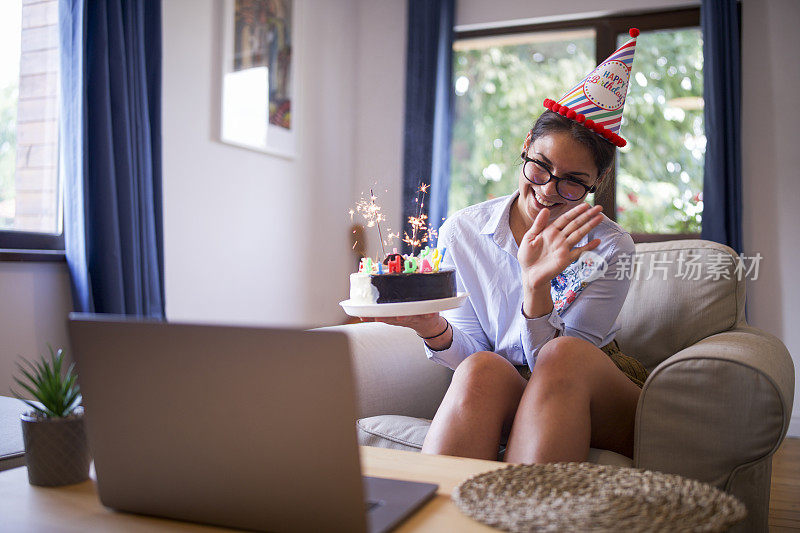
[450,33,595,215]
[616,28,704,234]
[450,28,705,235]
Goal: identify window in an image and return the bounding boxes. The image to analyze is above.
[451,30,596,211]
[450,8,702,242]
[0,0,63,253]
[616,27,703,236]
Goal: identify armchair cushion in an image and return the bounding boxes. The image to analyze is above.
[357,415,428,452]
[357,414,633,467]
[318,322,451,420]
[616,240,746,371]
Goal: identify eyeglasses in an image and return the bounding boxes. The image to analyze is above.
[521,153,597,201]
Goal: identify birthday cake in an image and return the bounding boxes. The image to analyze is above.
[349,249,456,304]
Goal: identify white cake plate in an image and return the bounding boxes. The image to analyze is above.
[340,293,469,318]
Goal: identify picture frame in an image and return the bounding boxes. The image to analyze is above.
[219,0,296,159]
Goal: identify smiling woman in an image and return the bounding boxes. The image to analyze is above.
[449,8,704,240]
[450,29,596,212]
[372,29,652,465]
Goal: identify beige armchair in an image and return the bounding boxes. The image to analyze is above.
[320,240,795,533]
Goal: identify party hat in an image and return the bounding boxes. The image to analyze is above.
[543,28,640,147]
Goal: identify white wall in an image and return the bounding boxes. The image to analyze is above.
[162,0,357,328]
[352,0,408,258]
[741,0,800,436]
[0,262,72,395]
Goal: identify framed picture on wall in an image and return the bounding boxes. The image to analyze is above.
[219,0,296,159]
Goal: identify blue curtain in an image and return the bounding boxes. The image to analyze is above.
[59,0,164,317]
[700,0,742,254]
[402,0,455,253]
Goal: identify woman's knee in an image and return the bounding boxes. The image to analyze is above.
[444,351,525,418]
[452,351,520,395]
[533,336,603,386]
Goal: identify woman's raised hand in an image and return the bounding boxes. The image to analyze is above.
[518,203,603,291]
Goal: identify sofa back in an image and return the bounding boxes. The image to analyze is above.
[615,240,747,371]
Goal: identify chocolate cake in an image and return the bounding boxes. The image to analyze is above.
[349,268,456,304]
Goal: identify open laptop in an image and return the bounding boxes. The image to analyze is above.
[67,314,437,532]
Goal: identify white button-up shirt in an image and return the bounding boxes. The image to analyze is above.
[425,191,635,372]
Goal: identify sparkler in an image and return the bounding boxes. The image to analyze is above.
[350,188,395,261]
[348,181,438,262]
[403,182,431,256]
[370,188,386,258]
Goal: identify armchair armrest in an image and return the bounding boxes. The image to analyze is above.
[634,324,794,484]
[315,322,452,420]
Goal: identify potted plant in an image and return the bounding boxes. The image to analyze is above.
[11,345,91,486]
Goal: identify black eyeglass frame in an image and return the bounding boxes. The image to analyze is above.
[520,152,597,201]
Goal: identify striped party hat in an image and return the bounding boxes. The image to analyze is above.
[543,28,640,148]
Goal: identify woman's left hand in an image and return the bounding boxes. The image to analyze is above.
[518,203,604,290]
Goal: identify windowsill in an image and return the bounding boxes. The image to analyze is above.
[0,249,67,262]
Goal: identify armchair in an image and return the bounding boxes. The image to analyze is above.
[320,240,795,532]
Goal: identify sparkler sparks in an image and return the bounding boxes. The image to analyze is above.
[348,181,436,261]
[350,188,397,260]
[402,182,432,255]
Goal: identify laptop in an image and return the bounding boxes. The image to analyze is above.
[67,314,437,532]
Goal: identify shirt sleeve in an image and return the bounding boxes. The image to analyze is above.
[561,232,634,344]
[519,306,565,370]
[424,221,492,370]
[520,231,635,371]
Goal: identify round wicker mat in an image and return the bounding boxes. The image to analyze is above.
[452,462,746,532]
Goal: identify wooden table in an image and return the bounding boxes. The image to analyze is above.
[0,446,506,531]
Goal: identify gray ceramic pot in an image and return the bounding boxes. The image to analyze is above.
[20,412,91,487]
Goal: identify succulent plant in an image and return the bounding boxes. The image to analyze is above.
[11,345,82,418]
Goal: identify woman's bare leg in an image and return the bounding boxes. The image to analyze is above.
[422,351,528,460]
[504,336,642,464]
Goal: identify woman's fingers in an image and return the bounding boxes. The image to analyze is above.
[523,207,550,243]
[564,213,604,248]
[364,313,439,327]
[552,202,593,231]
[568,238,601,262]
[561,204,602,235]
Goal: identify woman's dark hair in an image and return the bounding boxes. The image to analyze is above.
[527,110,616,193]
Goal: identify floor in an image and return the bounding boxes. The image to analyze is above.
[771,437,800,531]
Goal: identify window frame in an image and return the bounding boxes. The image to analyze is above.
[0,0,65,262]
[0,231,65,261]
[454,6,702,243]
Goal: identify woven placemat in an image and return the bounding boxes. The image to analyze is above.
[452,462,746,532]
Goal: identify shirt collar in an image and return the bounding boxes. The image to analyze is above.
[480,191,520,257]
[480,191,519,235]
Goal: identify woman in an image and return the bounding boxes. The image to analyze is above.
[370,109,648,464]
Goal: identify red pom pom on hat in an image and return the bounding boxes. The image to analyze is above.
[584,119,594,128]
[543,98,553,108]
[558,106,568,116]
[566,110,577,119]
[576,113,585,123]
[629,28,639,38]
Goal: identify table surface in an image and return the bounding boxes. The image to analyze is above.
[0,446,505,532]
